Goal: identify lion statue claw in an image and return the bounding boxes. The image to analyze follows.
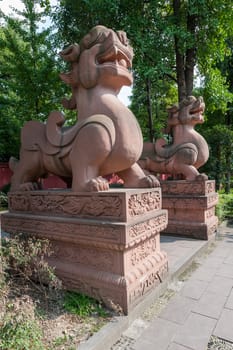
[139,96,209,181]
[10,26,159,192]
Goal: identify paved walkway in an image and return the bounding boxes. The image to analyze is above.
[111,221,233,350]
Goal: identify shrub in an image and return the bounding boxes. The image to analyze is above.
[0,233,61,290]
[216,191,233,223]
[0,304,44,350]
[0,191,8,209]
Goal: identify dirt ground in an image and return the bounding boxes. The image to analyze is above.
[0,277,114,350]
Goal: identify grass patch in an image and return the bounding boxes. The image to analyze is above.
[0,191,8,210]
[216,191,233,223]
[64,291,108,318]
[0,308,44,350]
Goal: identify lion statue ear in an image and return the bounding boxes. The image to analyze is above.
[116,30,128,46]
[59,44,80,62]
[59,44,80,85]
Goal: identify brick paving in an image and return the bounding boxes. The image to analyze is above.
[112,221,233,350]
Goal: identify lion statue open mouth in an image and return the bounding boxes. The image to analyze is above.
[10,25,159,192]
[139,96,209,181]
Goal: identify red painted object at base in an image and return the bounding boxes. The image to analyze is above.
[0,163,67,190]
[0,163,13,189]
[42,175,67,189]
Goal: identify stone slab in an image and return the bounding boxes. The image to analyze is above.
[161,180,216,196]
[2,210,168,250]
[225,289,233,310]
[159,294,196,325]
[213,308,233,343]
[189,265,217,282]
[180,279,209,300]
[205,275,233,297]
[168,343,192,350]
[216,263,233,279]
[162,216,218,240]
[7,188,162,223]
[172,312,216,350]
[162,193,218,210]
[134,317,178,350]
[192,290,227,319]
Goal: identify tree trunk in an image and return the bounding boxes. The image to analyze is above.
[146,77,154,142]
[225,150,232,193]
[185,12,197,96]
[173,0,186,102]
[216,144,222,190]
[173,1,198,100]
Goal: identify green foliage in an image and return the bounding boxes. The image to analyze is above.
[0,191,8,209]
[63,291,107,318]
[0,234,61,350]
[52,335,74,348]
[216,192,233,223]
[1,233,61,289]
[0,233,108,349]
[0,311,44,350]
[201,124,233,191]
[53,0,233,139]
[0,1,67,159]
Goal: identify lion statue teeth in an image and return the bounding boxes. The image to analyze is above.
[10,25,160,192]
[139,96,209,181]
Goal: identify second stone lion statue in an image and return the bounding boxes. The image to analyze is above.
[139,96,209,181]
[10,25,159,192]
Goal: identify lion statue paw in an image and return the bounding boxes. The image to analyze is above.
[139,175,160,188]
[86,177,109,192]
[19,182,41,191]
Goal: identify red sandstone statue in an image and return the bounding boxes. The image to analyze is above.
[139,96,209,181]
[10,25,159,192]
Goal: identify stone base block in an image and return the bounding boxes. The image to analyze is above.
[2,188,168,314]
[161,180,218,240]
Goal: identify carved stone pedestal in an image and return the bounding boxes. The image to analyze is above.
[161,180,218,240]
[2,188,168,314]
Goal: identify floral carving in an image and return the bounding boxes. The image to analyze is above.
[161,179,216,196]
[130,238,157,266]
[128,190,161,216]
[205,207,215,220]
[128,214,167,239]
[8,193,30,211]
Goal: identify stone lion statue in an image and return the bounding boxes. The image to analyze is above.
[10,25,159,192]
[139,96,209,181]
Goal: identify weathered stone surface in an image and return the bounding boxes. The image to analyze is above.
[161,180,216,196]
[160,180,218,240]
[2,188,168,314]
[8,188,162,222]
